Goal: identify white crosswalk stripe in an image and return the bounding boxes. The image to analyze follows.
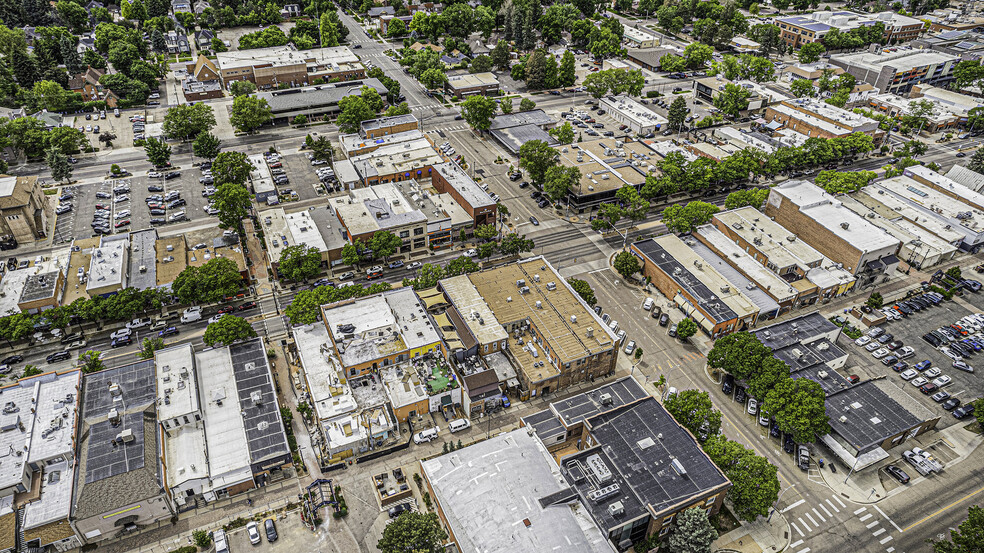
[860,513,873,522]
[819,504,832,518]
[812,508,825,522]
[805,512,818,527]
[825,499,839,513]
[790,540,803,548]
[880,536,894,544]
[791,522,804,537]
[867,521,881,529]
[833,496,847,509]
[798,517,811,531]
[872,528,886,537]
[855,507,868,515]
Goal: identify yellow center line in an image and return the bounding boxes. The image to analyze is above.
[902,483,984,532]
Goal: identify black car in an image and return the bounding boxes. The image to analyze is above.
[163,171,181,180]
[537,199,550,208]
[953,404,975,419]
[111,336,132,347]
[942,397,961,410]
[734,386,747,404]
[877,333,893,344]
[923,333,941,347]
[150,208,166,216]
[1,354,23,365]
[150,218,166,225]
[783,433,795,454]
[264,519,278,542]
[885,464,910,484]
[721,374,734,395]
[60,332,84,344]
[148,184,164,192]
[167,199,186,208]
[159,326,179,337]
[46,351,71,363]
[881,355,898,366]
[659,313,669,327]
[388,503,411,519]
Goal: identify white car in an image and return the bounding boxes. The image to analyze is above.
[855,336,871,346]
[932,375,952,387]
[126,317,151,329]
[865,342,881,352]
[148,171,162,178]
[872,348,889,359]
[115,210,130,219]
[925,366,941,378]
[464,249,478,257]
[110,328,132,340]
[406,261,422,270]
[868,327,885,338]
[900,369,918,380]
[910,376,929,387]
[746,398,758,416]
[246,521,261,545]
[207,314,225,324]
[113,194,129,203]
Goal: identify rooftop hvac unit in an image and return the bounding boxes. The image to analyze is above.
[571,315,577,323]
[546,282,556,291]
[587,484,620,502]
[586,327,594,338]
[118,428,135,443]
[671,458,687,477]
[608,502,625,517]
[600,393,613,405]
[587,453,613,482]
[535,301,542,309]
[516,279,526,288]
[520,286,530,294]
[818,370,829,379]
[533,274,540,282]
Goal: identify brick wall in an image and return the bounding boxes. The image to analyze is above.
[764,195,865,273]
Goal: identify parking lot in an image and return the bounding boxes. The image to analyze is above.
[849,291,984,428]
[225,510,314,552]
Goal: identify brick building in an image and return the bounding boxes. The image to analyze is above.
[429,162,496,228]
[0,175,50,243]
[360,114,419,139]
[764,180,901,285]
[763,98,884,143]
[444,72,499,98]
[192,46,366,89]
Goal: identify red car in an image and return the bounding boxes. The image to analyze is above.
[237,301,258,311]
[217,306,235,315]
[114,219,130,228]
[95,204,110,210]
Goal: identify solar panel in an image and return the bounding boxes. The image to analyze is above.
[85,412,146,483]
[83,360,157,415]
[229,341,290,462]
[955,41,978,50]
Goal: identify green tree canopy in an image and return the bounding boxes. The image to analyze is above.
[461,95,497,132]
[337,95,375,134]
[661,201,720,234]
[203,315,257,347]
[707,331,773,381]
[162,103,216,141]
[377,511,448,553]
[143,136,172,167]
[567,278,596,306]
[614,250,640,278]
[212,151,253,186]
[519,140,558,186]
[676,318,699,339]
[764,377,830,443]
[173,257,243,305]
[724,188,770,210]
[814,170,876,194]
[932,505,984,553]
[664,389,722,443]
[277,245,322,282]
[229,95,272,133]
[668,507,718,553]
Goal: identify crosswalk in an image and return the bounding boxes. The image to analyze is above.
[424,125,469,133]
[653,351,705,374]
[783,496,899,553]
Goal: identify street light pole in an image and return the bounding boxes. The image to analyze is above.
[767,483,796,523]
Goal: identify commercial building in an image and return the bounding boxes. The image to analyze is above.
[332,182,429,253]
[262,207,347,274]
[523,378,731,551]
[912,29,984,60]
[86,236,129,297]
[340,129,426,158]
[837,194,959,269]
[444,72,499,98]
[347,134,444,186]
[910,84,984,119]
[626,48,677,71]
[622,25,659,49]
[257,79,388,122]
[156,341,292,510]
[904,164,984,211]
[201,46,365,89]
[764,180,901,283]
[730,36,761,53]
[694,77,769,114]
[693,224,800,317]
[181,77,223,102]
[776,11,923,49]
[421,428,616,553]
[18,266,66,313]
[439,257,619,399]
[711,127,779,154]
[430,162,497,228]
[755,314,939,470]
[489,109,559,155]
[830,49,960,95]
[360,114,419,139]
[944,164,984,193]
[321,287,443,380]
[556,137,657,211]
[0,175,50,244]
[632,235,760,337]
[73,361,174,543]
[600,95,667,134]
[0,370,82,553]
[867,92,959,132]
[763,98,884,143]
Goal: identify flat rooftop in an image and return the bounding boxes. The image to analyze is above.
[440,273,509,345]
[361,114,418,134]
[770,101,875,136]
[490,109,554,130]
[292,324,357,421]
[635,236,759,324]
[446,71,499,90]
[563,397,730,532]
[422,429,616,553]
[713,207,825,271]
[870,176,984,238]
[19,270,61,304]
[258,79,387,113]
[905,165,984,211]
[431,162,496,210]
[832,49,960,72]
[340,129,425,156]
[228,339,290,465]
[154,344,199,422]
[825,381,927,453]
[348,137,444,181]
[694,224,798,302]
[753,311,839,350]
[215,45,361,69]
[546,377,650,429]
[462,257,617,364]
[490,124,557,155]
[770,180,901,253]
[688,236,783,314]
[195,346,252,483]
[853,182,970,244]
[321,288,440,368]
[128,229,158,291]
[557,139,654,195]
[601,95,668,127]
[87,236,128,292]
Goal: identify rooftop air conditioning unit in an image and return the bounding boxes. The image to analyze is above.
[608,502,625,517]
[600,393,613,405]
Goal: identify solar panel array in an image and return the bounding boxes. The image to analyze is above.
[85,412,146,483]
[229,341,290,463]
[82,360,157,416]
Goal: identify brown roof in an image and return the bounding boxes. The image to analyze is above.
[0,511,15,551]
[23,519,76,547]
[84,66,105,86]
[462,369,499,391]
[0,175,38,209]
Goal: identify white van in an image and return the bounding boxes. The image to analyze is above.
[180,306,202,324]
[213,529,229,553]
[413,426,440,444]
[642,298,654,312]
[449,419,471,433]
[609,320,619,333]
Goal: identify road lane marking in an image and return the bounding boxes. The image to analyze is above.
[804,512,818,527]
[867,521,880,529]
[874,505,903,533]
[791,522,803,537]
[790,540,803,548]
[782,499,806,513]
[819,504,832,518]
[886,547,895,552]
[880,536,894,545]
[872,528,886,537]
[826,499,840,513]
[859,513,872,522]
[854,507,868,515]
[812,508,825,522]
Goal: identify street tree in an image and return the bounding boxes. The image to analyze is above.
[668,96,688,131]
[403,263,445,289]
[707,331,773,381]
[932,505,984,553]
[613,250,640,278]
[567,278,597,306]
[378,512,448,553]
[713,83,752,118]
[519,97,537,112]
[724,188,770,210]
[519,140,558,186]
[143,136,171,167]
[192,132,221,161]
[469,54,492,74]
[309,136,335,162]
[676,318,698,340]
[172,257,243,305]
[277,245,322,282]
[668,507,718,553]
[497,233,534,255]
[369,230,402,260]
[591,203,624,232]
[136,337,166,359]
[162,103,216,141]
[474,224,497,242]
[212,151,253,186]
[664,389,722,443]
[229,95,272,133]
[419,67,448,90]
[79,350,106,373]
[212,182,252,231]
[661,201,720,234]
[337,95,375,134]
[683,42,714,69]
[491,40,511,71]
[387,17,406,38]
[967,148,984,175]
[704,435,780,521]
[616,184,649,221]
[798,41,826,63]
[46,147,72,183]
[746,356,790,403]
[500,97,513,114]
[814,170,876,194]
[203,314,257,347]
[461,95,498,132]
[445,255,480,276]
[790,79,816,98]
[230,80,257,97]
[866,291,884,309]
[764,377,831,444]
[98,132,117,148]
[548,122,575,145]
[559,50,576,87]
[543,164,580,202]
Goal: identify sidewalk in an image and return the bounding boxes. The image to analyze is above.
[713,512,790,553]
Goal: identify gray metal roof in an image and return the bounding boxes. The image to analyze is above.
[825,381,925,453]
[228,339,290,464]
[753,312,838,351]
[550,377,649,427]
[490,124,558,155]
[634,239,738,324]
[258,79,387,113]
[689,239,781,316]
[129,229,158,291]
[490,109,555,130]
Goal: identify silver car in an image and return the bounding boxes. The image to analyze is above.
[623,340,636,355]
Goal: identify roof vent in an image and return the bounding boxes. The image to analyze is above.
[600,393,613,405]
[608,502,625,517]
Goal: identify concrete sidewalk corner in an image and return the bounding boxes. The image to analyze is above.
[713,511,791,553]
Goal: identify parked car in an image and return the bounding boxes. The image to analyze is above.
[885,464,910,484]
[46,350,71,363]
[264,519,278,542]
[246,521,261,545]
